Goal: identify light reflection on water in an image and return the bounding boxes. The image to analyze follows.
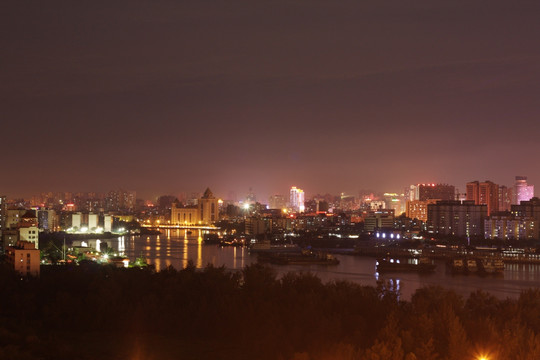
[108,229,540,301]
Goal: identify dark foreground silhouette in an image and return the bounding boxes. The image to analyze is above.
[1,262,539,359]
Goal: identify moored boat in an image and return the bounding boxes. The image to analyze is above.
[376,257,436,273]
[249,240,301,253]
[258,251,339,265]
[478,257,505,275]
[466,258,479,273]
[447,258,466,274]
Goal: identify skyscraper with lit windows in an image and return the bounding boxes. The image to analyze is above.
[289,187,305,212]
[515,176,534,204]
[466,180,499,216]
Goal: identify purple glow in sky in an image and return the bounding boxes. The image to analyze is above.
[2,1,540,200]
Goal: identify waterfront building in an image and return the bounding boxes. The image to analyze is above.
[6,241,40,277]
[515,176,534,204]
[466,180,499,216]
[364,209,395,232]
[171,188,220,226]
[198,188,219,224]
[171,204,198,225]
[72,212,82,230]
[427,200,487,237]
[104,215,113,232]
[484,212,536,240]
[511,197,540,237]
[289,187,305,212]
[88,213,99,231]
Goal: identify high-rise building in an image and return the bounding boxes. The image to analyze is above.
[37,209,58,231]
[466,180,499,216]
[105,189,136,212]
[498,186,513,212]
[406,199,438,222]
[409,184,455,201]
[104,215,113,232]
[511,197,540,230]
[427,200,487,238]
[289,187,305,212]
[88,213,99,231]
[419,184,455,201]
[514,176,534,204]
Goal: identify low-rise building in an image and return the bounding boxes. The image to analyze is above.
[19,226,39,249]
[6,241,40,277]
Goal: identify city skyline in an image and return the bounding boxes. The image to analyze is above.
[7,175,537,207]
[4,1,540,201]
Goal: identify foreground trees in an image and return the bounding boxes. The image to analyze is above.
[0,263,539,359]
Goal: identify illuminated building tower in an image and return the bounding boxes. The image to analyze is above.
[406,199,438,222]
[171,188,220,226]
[383,193,405,215]
[37,209,58,231]
[466,180,499,216]
[198,188,219,224]
[104,215,113,232]
[514,176,534,204]
[289,187,305,212]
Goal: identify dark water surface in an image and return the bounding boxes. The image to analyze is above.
[112,229,540,301]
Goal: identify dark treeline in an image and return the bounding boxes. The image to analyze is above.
[1,263,540,360]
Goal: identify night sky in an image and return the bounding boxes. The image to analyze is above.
[3,1,540,201]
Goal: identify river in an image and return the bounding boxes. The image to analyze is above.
[108,229,540,301]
